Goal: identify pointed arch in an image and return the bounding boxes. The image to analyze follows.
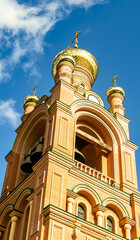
[72,184,101,207]
[102,197,130,219]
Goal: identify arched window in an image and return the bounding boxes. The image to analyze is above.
[107,217,113,231]
[78,204,85,219]
[6,221,11,239]
[22,206,30,240]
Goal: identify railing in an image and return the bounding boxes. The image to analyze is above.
[74,160,115,186]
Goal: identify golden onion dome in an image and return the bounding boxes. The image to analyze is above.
[106,86,125,98]
[24,95,40,105]
[51,47,99,80]
[56,54,76,68]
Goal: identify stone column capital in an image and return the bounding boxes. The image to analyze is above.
[67,197,74,204]
[11,216,18,223]
[9,209,23,219]
[96,210,104,217]
[120,217,136,228]
[124,223,131,231]
[67,189,79,199]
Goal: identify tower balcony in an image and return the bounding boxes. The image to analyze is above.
[74,159,115,186]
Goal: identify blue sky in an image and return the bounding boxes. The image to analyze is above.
[0,0,140,193]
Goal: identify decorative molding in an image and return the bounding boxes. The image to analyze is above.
[9,209,23,218]
[92,204,107,214]
[67,189,79,199]
[0,225,6,232]
[120,217,136,227]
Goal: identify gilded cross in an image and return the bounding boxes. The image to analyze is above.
[33,84,38,95]
[72,30,82,48]
[112,76,118,87]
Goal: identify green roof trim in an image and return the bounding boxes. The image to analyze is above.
[0,204,14,216]
[102,197,130,218]
[72,183,102,204]
[14,188,34,206]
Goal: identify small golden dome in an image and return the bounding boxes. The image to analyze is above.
[106,86,125,98]
[51,48,99,80]
[24,95,40,105]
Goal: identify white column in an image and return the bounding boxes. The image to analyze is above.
[96,211,103,227]
[9,216,18,240]
[67,197,74,214]
[124,223,131,240]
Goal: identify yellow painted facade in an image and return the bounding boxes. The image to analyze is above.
[0,44,140,240]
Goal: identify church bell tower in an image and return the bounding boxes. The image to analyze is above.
[0,31,140,240]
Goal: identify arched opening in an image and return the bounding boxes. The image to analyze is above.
[74,115,113,180]
[79,82,86,89]
[22,206,30,240]
[20,118,46,174]
[107,217,114,232]
[77,203,86,220]
[78,205,85,219]
[5,221,11,240]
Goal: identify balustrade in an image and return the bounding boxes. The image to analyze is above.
[74,160,115,186]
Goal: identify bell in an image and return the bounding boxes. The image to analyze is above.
[21,150,33,173]
[30,143,43,163]
[75,147,85,164]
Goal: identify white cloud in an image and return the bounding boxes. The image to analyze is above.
[0,99,21,128]
[65,0,108,8]
[0,61,11,83]
[0,0,108,82]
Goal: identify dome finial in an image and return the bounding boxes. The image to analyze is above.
[71,30,81,48]
[106,76,125,116]
[112,75,118,86]
[33,84,38,95]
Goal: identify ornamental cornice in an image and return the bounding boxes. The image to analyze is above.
[9,209,23,218]
[50,79,76,94]
[120,217,136,227]
[114,112,130,124]
[69,167,130,204]
[49,100,73,117]
[32,150,73,173]
[67,189,79,199]
[0,225,6,232]
[92,204,107,213]
[130,193,140,205]
[122,140,139,151]
[43,204,127,240]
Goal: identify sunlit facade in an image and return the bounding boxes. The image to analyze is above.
[0,41,140,240]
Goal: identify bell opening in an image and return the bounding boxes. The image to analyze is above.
[21,135,44,173]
